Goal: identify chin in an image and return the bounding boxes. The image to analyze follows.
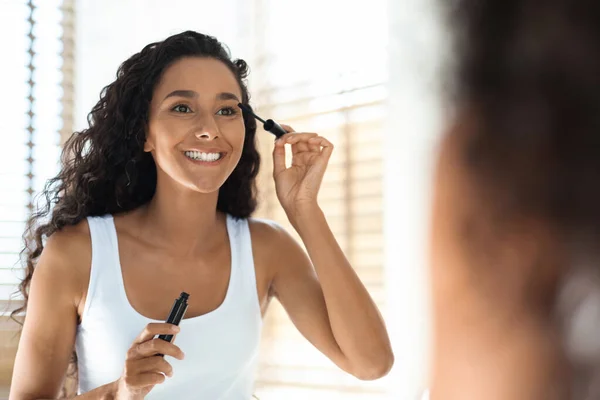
[187,182,223,194]
[185,175,229,193]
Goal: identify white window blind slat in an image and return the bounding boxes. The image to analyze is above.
[0,269,24,286]
[0,254,20,268]
[0,284,23,302]
[0,0,65,309]
[0,238,23,253]
[0,0,29,309]
[0,176,29,192]
[0,195,29,208]
[0,222,26,237]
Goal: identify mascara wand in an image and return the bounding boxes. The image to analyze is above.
[238,103,287,138]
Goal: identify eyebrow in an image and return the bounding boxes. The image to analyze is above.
[163,90,240,102]
[216,92,241,102]
[163,90,197,101]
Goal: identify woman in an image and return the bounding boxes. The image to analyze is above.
[430,1,600,399]
[9,31,393,400]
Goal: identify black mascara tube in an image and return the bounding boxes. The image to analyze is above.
[156,292,189,356]
[238,103,287,138]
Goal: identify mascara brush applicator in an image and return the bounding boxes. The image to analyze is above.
[238,103,287,138]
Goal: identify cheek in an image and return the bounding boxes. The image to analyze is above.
[146,123,184,171]
[236,133,246,155]
[148,119,183,149]
[223,121,247,154]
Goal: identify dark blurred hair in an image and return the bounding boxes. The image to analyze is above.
[448,0,600,238]
[13,30,260,397]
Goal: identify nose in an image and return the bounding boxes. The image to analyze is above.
[194,115,220,140]
[195,130,218,140]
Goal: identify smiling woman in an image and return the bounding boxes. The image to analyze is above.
[144,58,247,195]
[8,31,392,400]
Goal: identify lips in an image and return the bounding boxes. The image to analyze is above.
[183,150,223,162]
[182,149,229,166]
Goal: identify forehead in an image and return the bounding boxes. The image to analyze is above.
[153,57,242,100]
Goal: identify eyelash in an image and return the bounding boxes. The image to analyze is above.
[216,107,238,116]
[172,104,192,113]
[171,104,238,116]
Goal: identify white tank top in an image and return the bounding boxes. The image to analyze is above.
[75,214,263,399]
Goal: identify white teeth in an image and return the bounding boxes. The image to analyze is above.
[184,151,222,162]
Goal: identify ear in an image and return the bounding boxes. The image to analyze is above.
[143,124,153,152]
[143,138,154,152]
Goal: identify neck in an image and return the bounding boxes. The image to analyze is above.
[137,174,223,255]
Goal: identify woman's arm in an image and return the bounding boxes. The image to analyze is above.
[263,126,393,380]
[9,223,118,400]
[266,207,393,380]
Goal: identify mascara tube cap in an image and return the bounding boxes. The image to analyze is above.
[179,292,189,302]
[157,292,189,344]
[264,120,287,138]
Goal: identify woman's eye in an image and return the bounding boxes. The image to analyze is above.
[172,104,192,113]
[216,107,237,116]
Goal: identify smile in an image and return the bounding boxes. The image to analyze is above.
[183,151,225,163]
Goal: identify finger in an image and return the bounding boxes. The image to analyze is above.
[308,140,320,153]
[309,136,334,153]
[284,133,319,144]
[280,124,295,133]
[277,132,295,143]
[309,136,334,162]
[133,323,180,345]
[124,372,166,388]
[273,138,286,177]
[293,151,320,167]
[130,338,185,360]
[129,356,174,377]
[140,338,185,360]
[292,141,309,155]
[287,133,319,154]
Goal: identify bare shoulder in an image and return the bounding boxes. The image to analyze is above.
[45,218,90,245]
[37,219,92,301]
[42,219,90,265]
[247,218,296,254]
[247,218,308,271]
[248,218,286,239]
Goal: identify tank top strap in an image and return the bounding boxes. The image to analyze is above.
[81,215,121,324]
[226,215,260,310]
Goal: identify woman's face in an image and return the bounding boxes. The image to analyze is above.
[145,56,245,193]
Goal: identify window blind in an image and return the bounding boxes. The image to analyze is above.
[0,0,74,389]
[0,0,73,316]
[248,1,389,398]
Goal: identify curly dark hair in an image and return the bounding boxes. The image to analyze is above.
[11,30,260,397]
[446,0,600,265]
